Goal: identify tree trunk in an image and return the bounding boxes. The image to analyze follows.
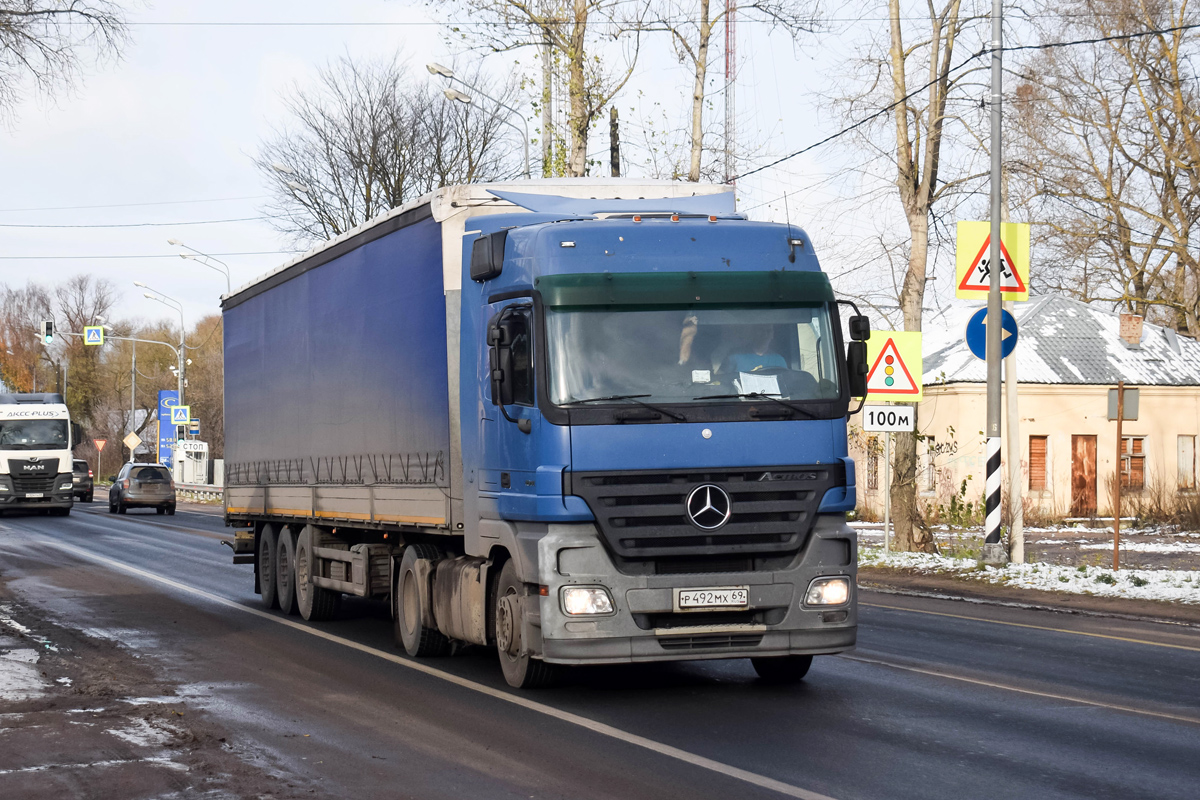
[688,0,712,182]
[891,211,936,553]
[567,0,589,176]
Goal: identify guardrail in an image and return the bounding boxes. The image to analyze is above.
[176,482,223,502]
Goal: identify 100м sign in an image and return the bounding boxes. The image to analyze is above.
[863,405,914,432]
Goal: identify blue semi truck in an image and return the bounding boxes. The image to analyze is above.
[223,181,870,688]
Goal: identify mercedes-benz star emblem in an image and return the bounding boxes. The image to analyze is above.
[685,484,732,530]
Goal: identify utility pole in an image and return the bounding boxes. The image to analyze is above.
[1114,381,1124,570]
[541,6,553,177]
[610,107,621,177]
[130,339,137,461]
[1002,175,1023,563]
[724,0,737,184]
[982,0,1006,564]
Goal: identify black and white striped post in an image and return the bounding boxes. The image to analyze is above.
[981,0,1008,565]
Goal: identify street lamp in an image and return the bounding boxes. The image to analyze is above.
[428,62,531,179]
[168,239,232,296]
[134,282,186,407]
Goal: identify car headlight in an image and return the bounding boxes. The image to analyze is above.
[804,576,851,607]
[561,586,614,616]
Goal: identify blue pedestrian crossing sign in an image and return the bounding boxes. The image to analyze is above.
[83,326,104,346]
[965,307,1018,360]
[170,405,191,425]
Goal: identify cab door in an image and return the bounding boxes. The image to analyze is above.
[478,301,544,518]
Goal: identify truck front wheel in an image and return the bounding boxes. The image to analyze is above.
[394,544,449,657]
[494,559,556,689]
[258,524,279,610]
[296,525,340,622]
[750,655,813,684]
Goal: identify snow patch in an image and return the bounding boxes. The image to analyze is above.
[860,546,1200,604]
[1079,541,1200,554]
[105,718,180,748]
[0,647,47,701]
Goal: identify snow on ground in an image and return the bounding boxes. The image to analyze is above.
[860,546,1200,605]
[1079,541,1200,554]
[0,642,47,702]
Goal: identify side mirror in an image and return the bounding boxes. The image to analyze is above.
[471,230,508,282]
[847,341,868,398]
[849,315,871,341]
[487,317,516,406]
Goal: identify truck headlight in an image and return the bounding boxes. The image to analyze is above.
[804,577,851,607]
[561,586,614,616]
[60,482,73,491]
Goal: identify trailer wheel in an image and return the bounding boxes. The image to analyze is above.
[394,544,449,657]
[296,525,340,622]
[276,526,299,616]
[750,655,813,684]
[258,524,280,610]
[494,559,557,689]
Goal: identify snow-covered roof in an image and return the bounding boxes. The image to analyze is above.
[923,295,1200,386]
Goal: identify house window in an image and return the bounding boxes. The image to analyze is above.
[924,437,937,493]
[866,436,879,491]
[1179,435,1196,491]
[1121,436,1146,490]
[1029,436,1048,492]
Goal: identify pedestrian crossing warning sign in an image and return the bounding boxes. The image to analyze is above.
[955,221,1031,301]
[865,331,923,402]
[83,325,104,346]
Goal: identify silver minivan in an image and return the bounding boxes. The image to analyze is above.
[109,463,176,515]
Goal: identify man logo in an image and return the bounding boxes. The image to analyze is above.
[685,484,732,530]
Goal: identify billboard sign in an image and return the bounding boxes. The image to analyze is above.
[158,390,179,464]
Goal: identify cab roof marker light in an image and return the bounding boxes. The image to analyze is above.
[788,238,805,247]
[560,241,576,248]
[709,215,718,222]
[632,215,642,222]
[670,214,680,222]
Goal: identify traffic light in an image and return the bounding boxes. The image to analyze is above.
[40,320,54,345]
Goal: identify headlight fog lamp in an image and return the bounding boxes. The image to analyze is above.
[561,586,614,616]
[804,576,851,607]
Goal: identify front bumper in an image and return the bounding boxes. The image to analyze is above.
[535,515,857,665]
[0,473,75,510]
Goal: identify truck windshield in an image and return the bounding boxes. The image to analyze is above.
[545,305,842,406]
[0,419,69,450]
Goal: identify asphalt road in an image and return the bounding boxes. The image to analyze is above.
[2,503,1199,799]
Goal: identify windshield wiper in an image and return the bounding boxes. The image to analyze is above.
[559,394,687,421]
[692,392,818,419]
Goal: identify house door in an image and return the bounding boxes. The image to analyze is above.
[1071,435,1097,516]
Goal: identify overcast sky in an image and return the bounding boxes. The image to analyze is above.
[1,0,931,330]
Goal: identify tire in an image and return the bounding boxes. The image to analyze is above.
[107,498,116,514]
[166,505,176,516]
[83,492,93,503]
[258,524,279,610]
[494,559,556,689]
[751,655,814,684]
[394,543,449,657]
[296,525,341,622]
[117,501,127,515]
[156,506,165,515]
[276,526,298,616]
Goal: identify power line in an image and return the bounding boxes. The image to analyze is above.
[0,195,268,213]
[0,251,296,260]
[0,216,273,229]
[734,20,1200,182]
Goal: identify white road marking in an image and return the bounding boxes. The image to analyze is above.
[39,540,835,800]
[843,654,1200,726]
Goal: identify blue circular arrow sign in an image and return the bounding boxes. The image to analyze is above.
[965,307,1018,360]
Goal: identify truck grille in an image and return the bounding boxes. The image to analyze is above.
[566,464,843,559]
[13,473,57,494]
[657,631,765,651]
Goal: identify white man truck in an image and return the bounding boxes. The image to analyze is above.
[0,393,75,516]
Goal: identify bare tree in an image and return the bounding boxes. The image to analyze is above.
[433,0,645,176]
[257,55,517,245]
[0,0,126,117]
[1010,0,1200,332]
[0,281,52,391]
[646,0,820,181]
[52,274,117,425]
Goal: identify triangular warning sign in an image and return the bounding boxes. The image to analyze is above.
[958,236,1027,294]
[865,338,919,395]
[85,328,102,344]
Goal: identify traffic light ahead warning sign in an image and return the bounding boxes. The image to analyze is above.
[865,332,923,403]
[955,221,1030,301]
